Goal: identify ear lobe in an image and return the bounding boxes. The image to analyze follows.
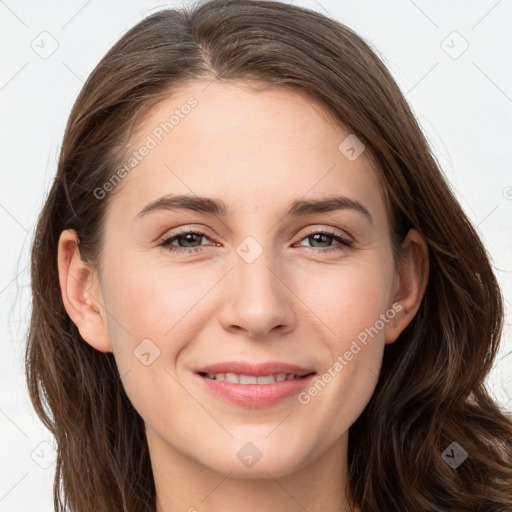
[384,229,429,344]
[57,229,112,353]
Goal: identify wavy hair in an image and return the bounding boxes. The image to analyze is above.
[25,0,512,510]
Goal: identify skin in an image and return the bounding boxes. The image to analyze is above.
[58,80,429,512]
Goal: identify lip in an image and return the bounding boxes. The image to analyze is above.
[194,360,317,409]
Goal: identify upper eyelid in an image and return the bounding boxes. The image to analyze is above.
[299,226,352,239]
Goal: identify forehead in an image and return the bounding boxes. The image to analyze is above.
[107,79,387,229]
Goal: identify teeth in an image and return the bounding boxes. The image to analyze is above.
[256,375,276,384]
[240,375,257,384]
[224,372,239,383]
[205,372,298,384]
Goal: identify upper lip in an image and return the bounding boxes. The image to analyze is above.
[195,361,316,377]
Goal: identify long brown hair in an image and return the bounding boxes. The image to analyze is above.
[25,0,512,510]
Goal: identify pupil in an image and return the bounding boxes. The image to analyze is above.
[310,233,331,247]
[180,233,200,247]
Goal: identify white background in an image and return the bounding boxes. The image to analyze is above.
[1,0,511,510]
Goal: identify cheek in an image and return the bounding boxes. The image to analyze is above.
[298,259,393,426]
[100,256,222,409]
[307,257,394,344]
[103,256,208,343]
[100,264,197,424]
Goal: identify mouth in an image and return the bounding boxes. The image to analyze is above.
[193,361,317,408]
[197,371,315,384]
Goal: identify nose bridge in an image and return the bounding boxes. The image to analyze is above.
[219,232,294,338]
[233,234,283,302]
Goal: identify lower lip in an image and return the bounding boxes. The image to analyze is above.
[195,373,316,408]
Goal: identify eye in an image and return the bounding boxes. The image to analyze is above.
[294,229,353,253]
[158,227,353,254]
[159,229,212,253]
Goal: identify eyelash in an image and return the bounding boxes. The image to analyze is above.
[158,228,353,254]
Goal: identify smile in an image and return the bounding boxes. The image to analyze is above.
[195,371,317,408]
[199,372,309,384]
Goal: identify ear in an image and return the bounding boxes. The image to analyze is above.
[385,228,429,344]
[57,229,112,353]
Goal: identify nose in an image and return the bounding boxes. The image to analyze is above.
[217,246,296,339]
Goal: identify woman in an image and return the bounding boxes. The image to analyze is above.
[25,0,512,510]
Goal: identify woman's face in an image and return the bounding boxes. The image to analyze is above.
[67,80,421,479]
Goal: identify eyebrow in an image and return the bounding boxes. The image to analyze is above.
[136,194,373,225]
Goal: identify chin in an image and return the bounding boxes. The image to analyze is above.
[195,434,313,479]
